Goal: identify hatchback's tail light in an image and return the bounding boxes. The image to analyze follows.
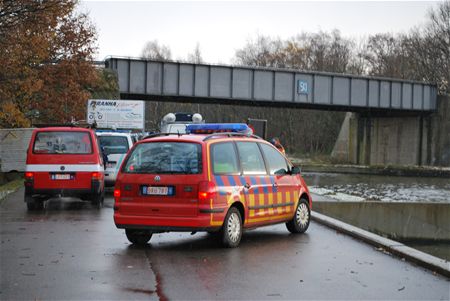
[198,181,216,203]
[114,189,121,198]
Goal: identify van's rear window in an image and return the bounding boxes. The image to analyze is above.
[123,142,201,174]
[98,136,129,154]
[33,131,92,154]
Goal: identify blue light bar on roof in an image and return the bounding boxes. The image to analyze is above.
[186,123,252,134]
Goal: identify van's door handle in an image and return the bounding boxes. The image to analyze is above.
[244,183,251,189]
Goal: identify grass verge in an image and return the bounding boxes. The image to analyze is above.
[0,178,23,203]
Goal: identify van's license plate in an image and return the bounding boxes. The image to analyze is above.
[52,174,71,180]
[142,186,173,196]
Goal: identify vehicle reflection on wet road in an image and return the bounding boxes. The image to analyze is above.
[1,188,448,300]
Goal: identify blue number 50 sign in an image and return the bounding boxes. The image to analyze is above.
[297,80,309,94]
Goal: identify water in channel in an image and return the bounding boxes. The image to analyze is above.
[302,172,450,203]
[302,172,450,260]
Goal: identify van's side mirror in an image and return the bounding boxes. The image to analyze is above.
[291,166,301,175]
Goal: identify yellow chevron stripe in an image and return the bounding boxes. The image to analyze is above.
[268,193,274,215]
[249,194,255,217]
[258,194,265,216]
[285,191,291,213]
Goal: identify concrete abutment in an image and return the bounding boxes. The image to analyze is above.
[332,95,450,167]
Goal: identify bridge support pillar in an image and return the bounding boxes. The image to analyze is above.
[332,112,432,166]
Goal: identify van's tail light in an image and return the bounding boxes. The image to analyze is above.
[198,181,216,202]
[114,189,121,198]
[91,172,102,180]
[24,172,34,187]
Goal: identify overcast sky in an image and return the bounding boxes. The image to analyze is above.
[80,1,438,64]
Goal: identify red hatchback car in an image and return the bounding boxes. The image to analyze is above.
[113,124,312,247]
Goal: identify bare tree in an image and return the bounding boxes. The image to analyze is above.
[286,30,354,73]
[141,40,172,60]
[358,1,449,93]
[234,35,286,67]
[362,33,405,78]
[234,31,359,74]
[186,43,204,64]
[422,0,449,93]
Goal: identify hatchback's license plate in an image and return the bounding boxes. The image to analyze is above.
[52,174,71,180]
[142,186,174,196]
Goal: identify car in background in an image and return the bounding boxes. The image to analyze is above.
[24,127,105,210]
[96,131,135,186]
[113,123,312,247]
[159,112,204,134]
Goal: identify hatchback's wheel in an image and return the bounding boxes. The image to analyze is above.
[25,194,44,211]
[125,229,152,245]
[222,207,242,248]
[286,198,310,234]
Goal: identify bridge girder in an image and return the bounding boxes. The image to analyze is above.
[105,57,438,115]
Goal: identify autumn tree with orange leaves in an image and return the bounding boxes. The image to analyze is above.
[0,0,101,128]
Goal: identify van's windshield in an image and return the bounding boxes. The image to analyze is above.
[123,142,201,174]
[33,131,92,154]
[98,136,129,154]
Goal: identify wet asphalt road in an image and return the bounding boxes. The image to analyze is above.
[1,188,449,300]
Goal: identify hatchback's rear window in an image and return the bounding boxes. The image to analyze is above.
[33,131,92,154]
[123,142,201,174]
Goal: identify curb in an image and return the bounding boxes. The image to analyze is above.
[312,211,450,278]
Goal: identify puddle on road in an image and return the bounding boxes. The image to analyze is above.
[303,172,450,203]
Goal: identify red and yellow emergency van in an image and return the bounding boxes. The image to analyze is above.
[24,127,105,210]
[113,124,311,247]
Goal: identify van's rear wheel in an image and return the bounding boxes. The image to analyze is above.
[222,207,242,248]
[125,229,152,245]
[286,198,310,233]
[91,189,104,209]
[25,194,44,211]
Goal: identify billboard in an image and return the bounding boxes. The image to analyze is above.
[87,99,144,130]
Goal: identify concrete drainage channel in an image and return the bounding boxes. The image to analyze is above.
[312,211,450,278]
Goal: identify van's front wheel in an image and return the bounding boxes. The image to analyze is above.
[222,207,243,248]
[125,229,152,245]
[286,198,310,233]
